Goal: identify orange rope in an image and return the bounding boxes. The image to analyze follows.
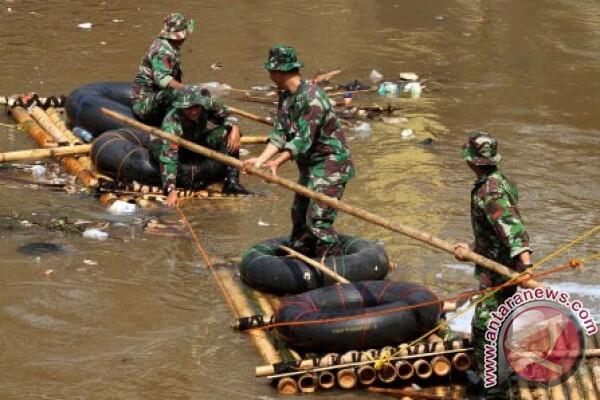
[175,205,240,319]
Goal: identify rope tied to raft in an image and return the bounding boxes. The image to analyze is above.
[2,94,65,112]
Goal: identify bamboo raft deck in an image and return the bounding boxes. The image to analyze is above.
[212,263,600,399]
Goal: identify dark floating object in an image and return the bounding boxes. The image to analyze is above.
[18,242,66,255]
[340,80,371,91]
[419,138,434,146]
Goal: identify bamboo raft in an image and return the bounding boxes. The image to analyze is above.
[2,100,267,208]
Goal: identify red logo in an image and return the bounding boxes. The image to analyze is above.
[502,305,583,384]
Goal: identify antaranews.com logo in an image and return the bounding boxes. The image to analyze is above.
[483,287,597,387]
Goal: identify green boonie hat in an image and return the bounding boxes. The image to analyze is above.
[461,131,502,166]
[264,45,304,72]
[172,86,211,110]
[159,13,195,40]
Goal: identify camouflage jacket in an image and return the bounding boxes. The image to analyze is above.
[155,101,238,190]
[471,168,531,285]
[133,38,182,99]
[268,80,355,179]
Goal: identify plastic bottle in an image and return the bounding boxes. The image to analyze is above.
[82,229,109,240]
[31,165,47,179]
[404,82,422,99]
[72,126,94,143]
[107,200,137,215]
[377,82,400,98]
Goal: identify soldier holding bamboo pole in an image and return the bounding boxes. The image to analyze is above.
[453,131,533,400]
[243,45,355,258]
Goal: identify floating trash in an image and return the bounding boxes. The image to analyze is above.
[258,219,270,227]
[353,122,372,136]
[369,69,384,83]
[199,82,231,96]
[82,229,109,240]
[107,200,137,215]
[83,259,98,266]
[403,82,422,99]
[377,82,400,98]
[381,117,408,125]
[400,129,415,139]
[77,22,93,30]
[210,62,223,71]
[18,242,66,255]
[30,165,46,180]
[239,148,250,157]
[399,72,419,81]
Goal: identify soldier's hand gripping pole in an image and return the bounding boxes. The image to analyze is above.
[100,107,543,289]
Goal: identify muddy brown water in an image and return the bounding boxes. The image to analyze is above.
[0,1,599,399]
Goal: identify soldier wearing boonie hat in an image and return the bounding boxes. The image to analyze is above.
[153,85,248,207]
[453,131,532,399]
[132,13,195,125]
[243,45,355,258]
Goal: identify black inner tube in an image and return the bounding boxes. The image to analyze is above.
[240,235,390,295]
[274,280,441,352]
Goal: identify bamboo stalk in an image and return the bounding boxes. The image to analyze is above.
[45,107,81,145]
[413,359,433,379]
[451,352,471,372]
[276,377,298,395]
[396,360,415,380]
[336,368,357,389]
[312,68,343,84]
[297,373,316,393]
[531,385,549,400]
[11,106,57,148]
[376,362,397,383]
[564,374,582,400]
[0,145,91,162]
[518,380,534,400]
[368,386,454,400]
[578,363,598,400]
[548,383,566,400]
[357,365,377,385]
[213,265,282,366]
[29,106,69,145]
[102,107,543,289]
[317,371,336,389]
[241,135,269,144]
[279,245,350,284]
[431,355,451,377]
[229,106,272,126]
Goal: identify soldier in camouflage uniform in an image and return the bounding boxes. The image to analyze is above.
[153,85,248,207]
[243,45,355,257]
[132,13,195,125]
[453,131,532,399]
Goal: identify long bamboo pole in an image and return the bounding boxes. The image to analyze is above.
[0,145,91,162]
[279,245,350,284]
[102,107,543,290]
[229,106,273,126]
[11,107,57,148]
[45,107,82,145]
[29,106,70,145]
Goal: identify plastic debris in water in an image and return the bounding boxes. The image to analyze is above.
[72,127,94,143]
[83,259,98,266]
[400,129,415,139]
[210,62,223,71]
[199,82,231,97]
[399,72,419,81]
[381,117,408,125]
[82,229,109,240]
[258,219,270,227]
[403,82,422,99]
[377,82,400,98]
[369,69,384,83]
[31,165,46,180]
[239,148,250,157]
[107,200,137,215]
[77,22,93,30]
[352,122,372,137]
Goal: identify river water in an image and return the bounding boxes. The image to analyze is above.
[0,1,599,399]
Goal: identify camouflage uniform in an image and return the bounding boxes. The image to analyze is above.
[151,86,238,193]
[132,13,195,124]
[265,45,355,257]
[463,132,531,399]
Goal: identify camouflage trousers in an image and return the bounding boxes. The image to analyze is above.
[132,89,176,125]
[471,283,517,399]
[289,164,350,258]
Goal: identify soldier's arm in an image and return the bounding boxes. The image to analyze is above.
[157,121,184,193]
[483,193,531,259]
[283,97,323,158]
[151,51,181,89]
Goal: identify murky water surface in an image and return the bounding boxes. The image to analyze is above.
[0,1,599,398]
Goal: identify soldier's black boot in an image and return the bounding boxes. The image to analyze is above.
[222,166,250,195]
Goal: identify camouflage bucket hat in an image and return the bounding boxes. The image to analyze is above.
[461,131,502,166]
[172,86,211,110]
[264,45,304,72]
[159,13,195,40]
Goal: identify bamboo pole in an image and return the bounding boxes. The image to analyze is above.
[229,106,273,126]
[518,381,534,400]
[368,386,454,400]
[312,68,343,84]
[0,145,91,162]
[297,373,316,393]
[376,362,397,383]
[276,377,298,395]
[578,362,598,400]
[241,135,269,144]
[11,107,57,148]
[431,355,451,377]
[413,359,433,379]
[395,360,414,380]
[317,371,336,389]
[213,265,282,366]
[336,368,357,389]
[563,374,582,400]
[357,365,377,385]
[102,107,543,289]
[279,245,350,284]
[531,386,549,400]
[45,107,81,145]
[29,106,69,145]
[548,383,566,400]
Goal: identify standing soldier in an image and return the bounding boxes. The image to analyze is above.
[453,131,532,399]
[132,13,195,125]
[244,45,355,258]
[155,85,248,207]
